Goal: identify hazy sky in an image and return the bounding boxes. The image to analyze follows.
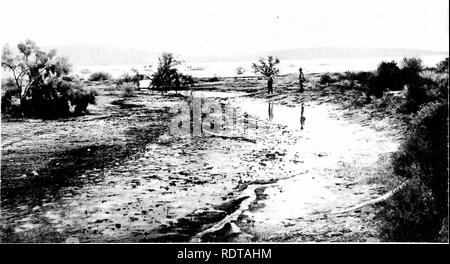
[1,0,448,54]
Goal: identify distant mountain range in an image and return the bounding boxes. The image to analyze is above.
[51,45,159,66]
[50,44,448,66]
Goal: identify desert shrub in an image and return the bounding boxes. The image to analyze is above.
[1,78,17,90]
[367,61,403,98]
[397,58,426,113]
[179,74,195,87]
[66,83,97,115]
[378,178,442,241]
[435,74,448,100]
[80,69,91,74]
[401,82,427,113]
[121,83,135,97]
[1,79,20,113]
[236,66,246,75]
[421,73,448,103]
[205,76,220,82]
[381,101,449,241]
[393,102,448,204]
[117,73,133,84]
[345,71,375,86]
[151,52,194,92]
[436,57,449,73]
[367,78,383,98]
[1,78,21,112]
[377,61,403,90]
[88,71,111,81]
[341,71,376,96]
[20,80,96,118]
[117,70,145,88]
[319,73,333,85]
[401,58,423,79]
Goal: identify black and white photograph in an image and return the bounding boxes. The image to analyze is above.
[0,0,448,247]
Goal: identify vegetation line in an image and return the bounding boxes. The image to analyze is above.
[334,181,409,215]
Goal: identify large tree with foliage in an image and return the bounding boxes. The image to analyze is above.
[2,40,70,107]
[2,40,95,117]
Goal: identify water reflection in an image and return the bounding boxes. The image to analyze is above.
[300,103,306,130]
[171,95,307,137]
[268,102,274,121]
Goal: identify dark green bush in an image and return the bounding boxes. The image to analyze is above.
[88,71,111,81]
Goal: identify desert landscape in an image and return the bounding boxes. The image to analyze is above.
[2,59,448,242]
[1,0,448,244]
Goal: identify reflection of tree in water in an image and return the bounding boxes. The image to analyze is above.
[243,112,249,132]
[221,102,226,130]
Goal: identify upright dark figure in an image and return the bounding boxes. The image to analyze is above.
[268,76,274,94]
[299,68,305,93]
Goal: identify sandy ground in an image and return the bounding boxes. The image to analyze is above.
[1,76,406,242]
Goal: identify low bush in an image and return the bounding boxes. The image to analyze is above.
[20,80,96,118]
[377,61,403,91]
[88,71,112,82]
[121,83,135,97]
[236,66,246,75]
[319,73,333,85]
[436,57,448,73]
[205,76,220,82]
[1,78,21,112]
[367,61,402,98]
[345,71,375,86]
